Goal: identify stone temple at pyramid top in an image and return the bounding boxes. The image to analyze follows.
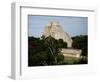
[43,21,73,47]
[46,21,59,26]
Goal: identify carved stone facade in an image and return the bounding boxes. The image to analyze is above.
[61,48,82,58]
[43,21,73,47]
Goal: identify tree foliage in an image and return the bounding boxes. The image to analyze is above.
[28,35,88,66]
[28,36,67,66]
[72,35,88,56]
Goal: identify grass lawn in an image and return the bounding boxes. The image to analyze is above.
[64,56,79,64]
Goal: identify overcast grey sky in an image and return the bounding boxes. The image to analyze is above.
[28,15,87,37]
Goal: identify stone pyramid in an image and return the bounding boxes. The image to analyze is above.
[43,21,73,47]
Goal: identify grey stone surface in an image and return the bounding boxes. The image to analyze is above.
[61,48,82,58]
[43,21,73,47]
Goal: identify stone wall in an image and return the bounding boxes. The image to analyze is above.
[43,21,73,47]
[61,48,82,58]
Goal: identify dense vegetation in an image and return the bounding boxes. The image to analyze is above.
[28,35,67,66]
[28,35,88,66]
[72,35,88,64]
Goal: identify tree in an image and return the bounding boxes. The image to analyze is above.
[44,36,63,64]
[28,36,65,66]
[72,35,88,56]
[57,39,67,48]
[28,37,48,66]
